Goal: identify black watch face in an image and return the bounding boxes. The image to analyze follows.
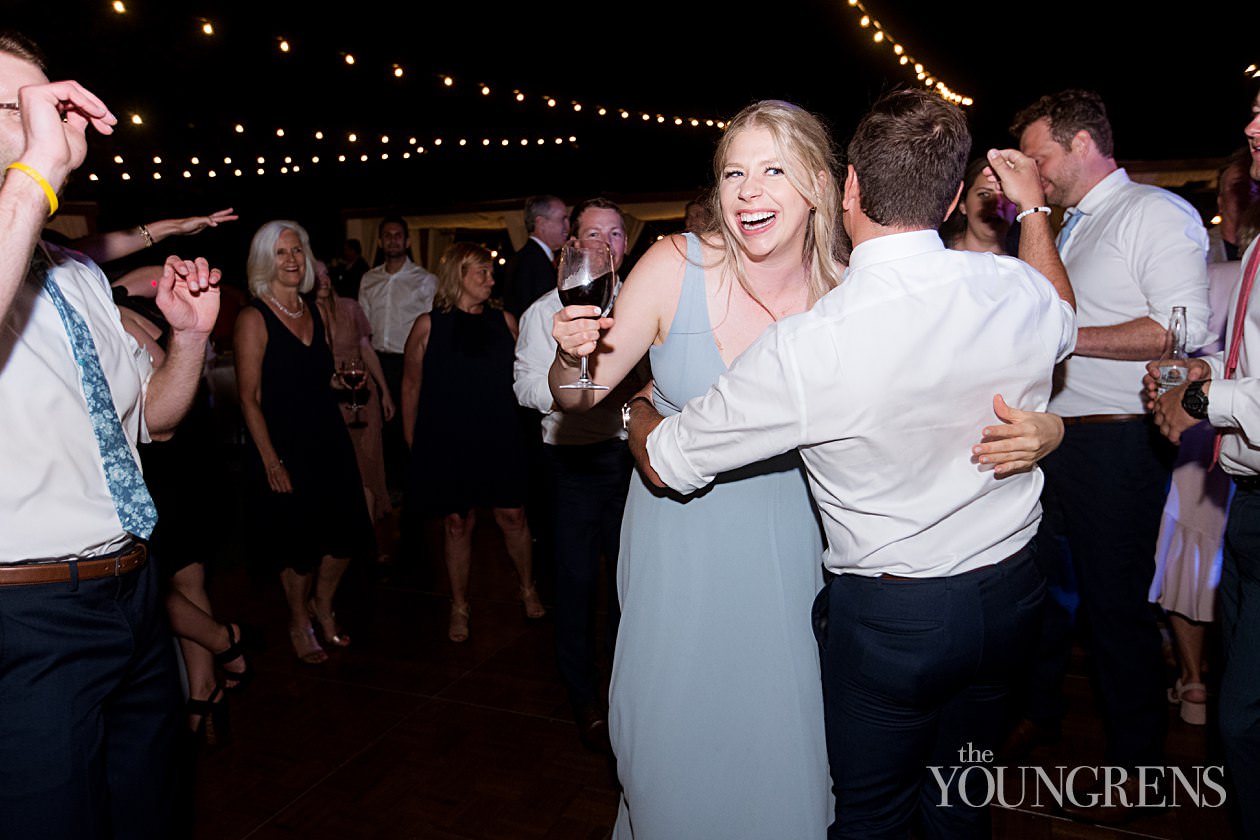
[1182,383,1209,419]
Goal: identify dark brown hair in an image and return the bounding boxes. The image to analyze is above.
[847,89,970,230]
[1010,89,1114,158]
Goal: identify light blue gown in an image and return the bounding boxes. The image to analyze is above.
[609,234,831,839]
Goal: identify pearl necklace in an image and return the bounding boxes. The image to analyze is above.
[269,294,305,318]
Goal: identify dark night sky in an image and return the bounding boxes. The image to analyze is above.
[8,0,1259,255]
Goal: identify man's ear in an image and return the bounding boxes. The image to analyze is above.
[842,165,859,213]
[944,181,964,222]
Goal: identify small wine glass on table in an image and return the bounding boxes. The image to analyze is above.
[338,357,368,429]
[556,240,616,391]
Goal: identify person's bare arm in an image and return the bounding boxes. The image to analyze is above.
[1073,318,1168,360]
[359,335,394,421]
[985,148,1074,310]
[75,209,238,264]
[234,307,291,493]
[144,256,220,439]
[401,314,431,449]
[1,78,115,322]
[548,235,682,411]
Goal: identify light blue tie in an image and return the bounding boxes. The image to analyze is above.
[1055,207,1084,252]
[37,253,158,539]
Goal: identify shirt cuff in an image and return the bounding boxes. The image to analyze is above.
[646,415,710,493]
[1207,379,1239,430]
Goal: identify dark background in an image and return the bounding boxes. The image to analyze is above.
[8,0,1259,268]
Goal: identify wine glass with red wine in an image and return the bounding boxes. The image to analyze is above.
[556,240,615,391]
[338,357,368,428]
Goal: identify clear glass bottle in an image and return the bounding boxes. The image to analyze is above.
[1156,306,1188,395]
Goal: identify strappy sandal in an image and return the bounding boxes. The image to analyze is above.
[520,584,546,620]
[216,622,260,693]
[306,600,351,648]
[448,602,471,643]
[187,684,229,746]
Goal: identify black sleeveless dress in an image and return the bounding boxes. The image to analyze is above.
[244,299,374,573]
[407,306,527,516]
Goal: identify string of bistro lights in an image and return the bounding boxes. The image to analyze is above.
[1247,63,1260,78]
[91,0,974,184]
[91,2,734,185]
[842,0,973,107]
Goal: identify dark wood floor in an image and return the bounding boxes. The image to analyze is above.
[185,515,1241,840]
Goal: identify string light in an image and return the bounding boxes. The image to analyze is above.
[278,38,290,53]
[842,0,973,105]
[393,65,403,78]
[130,114,143,125]
[111,1,126,13]
[344,54,355,65]
[200,20,214,36]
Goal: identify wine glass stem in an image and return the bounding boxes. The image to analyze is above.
[579,356,592,384]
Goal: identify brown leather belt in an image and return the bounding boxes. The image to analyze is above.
[1061,413,1145,425]
[0,542,147,587]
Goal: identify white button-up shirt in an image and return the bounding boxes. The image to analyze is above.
[647,230,1076,578]
[1,243,153,562]
[1204,239,1260,477]
[357,257,437,354]
[1053,168,1210,416]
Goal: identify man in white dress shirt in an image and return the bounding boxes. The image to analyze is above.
[0,31,221,838]
[628,89,1076,839]
[358,214,437,490]
[514,197,642,750]
[1007,91,1210,815]
[1148,89,1260,839]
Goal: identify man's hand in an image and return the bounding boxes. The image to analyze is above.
[16,80,116,193]
[973,394,1064,477]
[624,381,666,488]
[984,148,1047,214]
[155,255,220,337]
[380,389,396,422]
[1143,357,1210,410]
[1150,380,1205,445]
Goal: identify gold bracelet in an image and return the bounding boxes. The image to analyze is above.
[6,161,59,217]
[138,223,154,247]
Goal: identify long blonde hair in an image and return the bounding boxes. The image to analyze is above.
[695,100,846,307]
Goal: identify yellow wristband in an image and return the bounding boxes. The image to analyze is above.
[6,162,59,217]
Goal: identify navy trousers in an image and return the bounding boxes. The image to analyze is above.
[545,439,632,710]
[0,557,181,839]
[1036,419,1171,766]
[814,545,1044,839]
[1219,484,1260,837]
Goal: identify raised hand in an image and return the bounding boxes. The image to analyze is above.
[15,79,116,193]
[984,148,1047,214]
[552,305,614,363]
[155,255,221,336]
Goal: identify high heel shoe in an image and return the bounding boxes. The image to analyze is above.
[448,602,470,643]
[187,684,230,746]
[289,624,329,665]
[216,622,261,693]
[520,584,546,620]
[306,600,351,648]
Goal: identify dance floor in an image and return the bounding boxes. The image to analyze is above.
[186,514,1238,839]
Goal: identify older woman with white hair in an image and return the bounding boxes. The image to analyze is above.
[235,220,374,665]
